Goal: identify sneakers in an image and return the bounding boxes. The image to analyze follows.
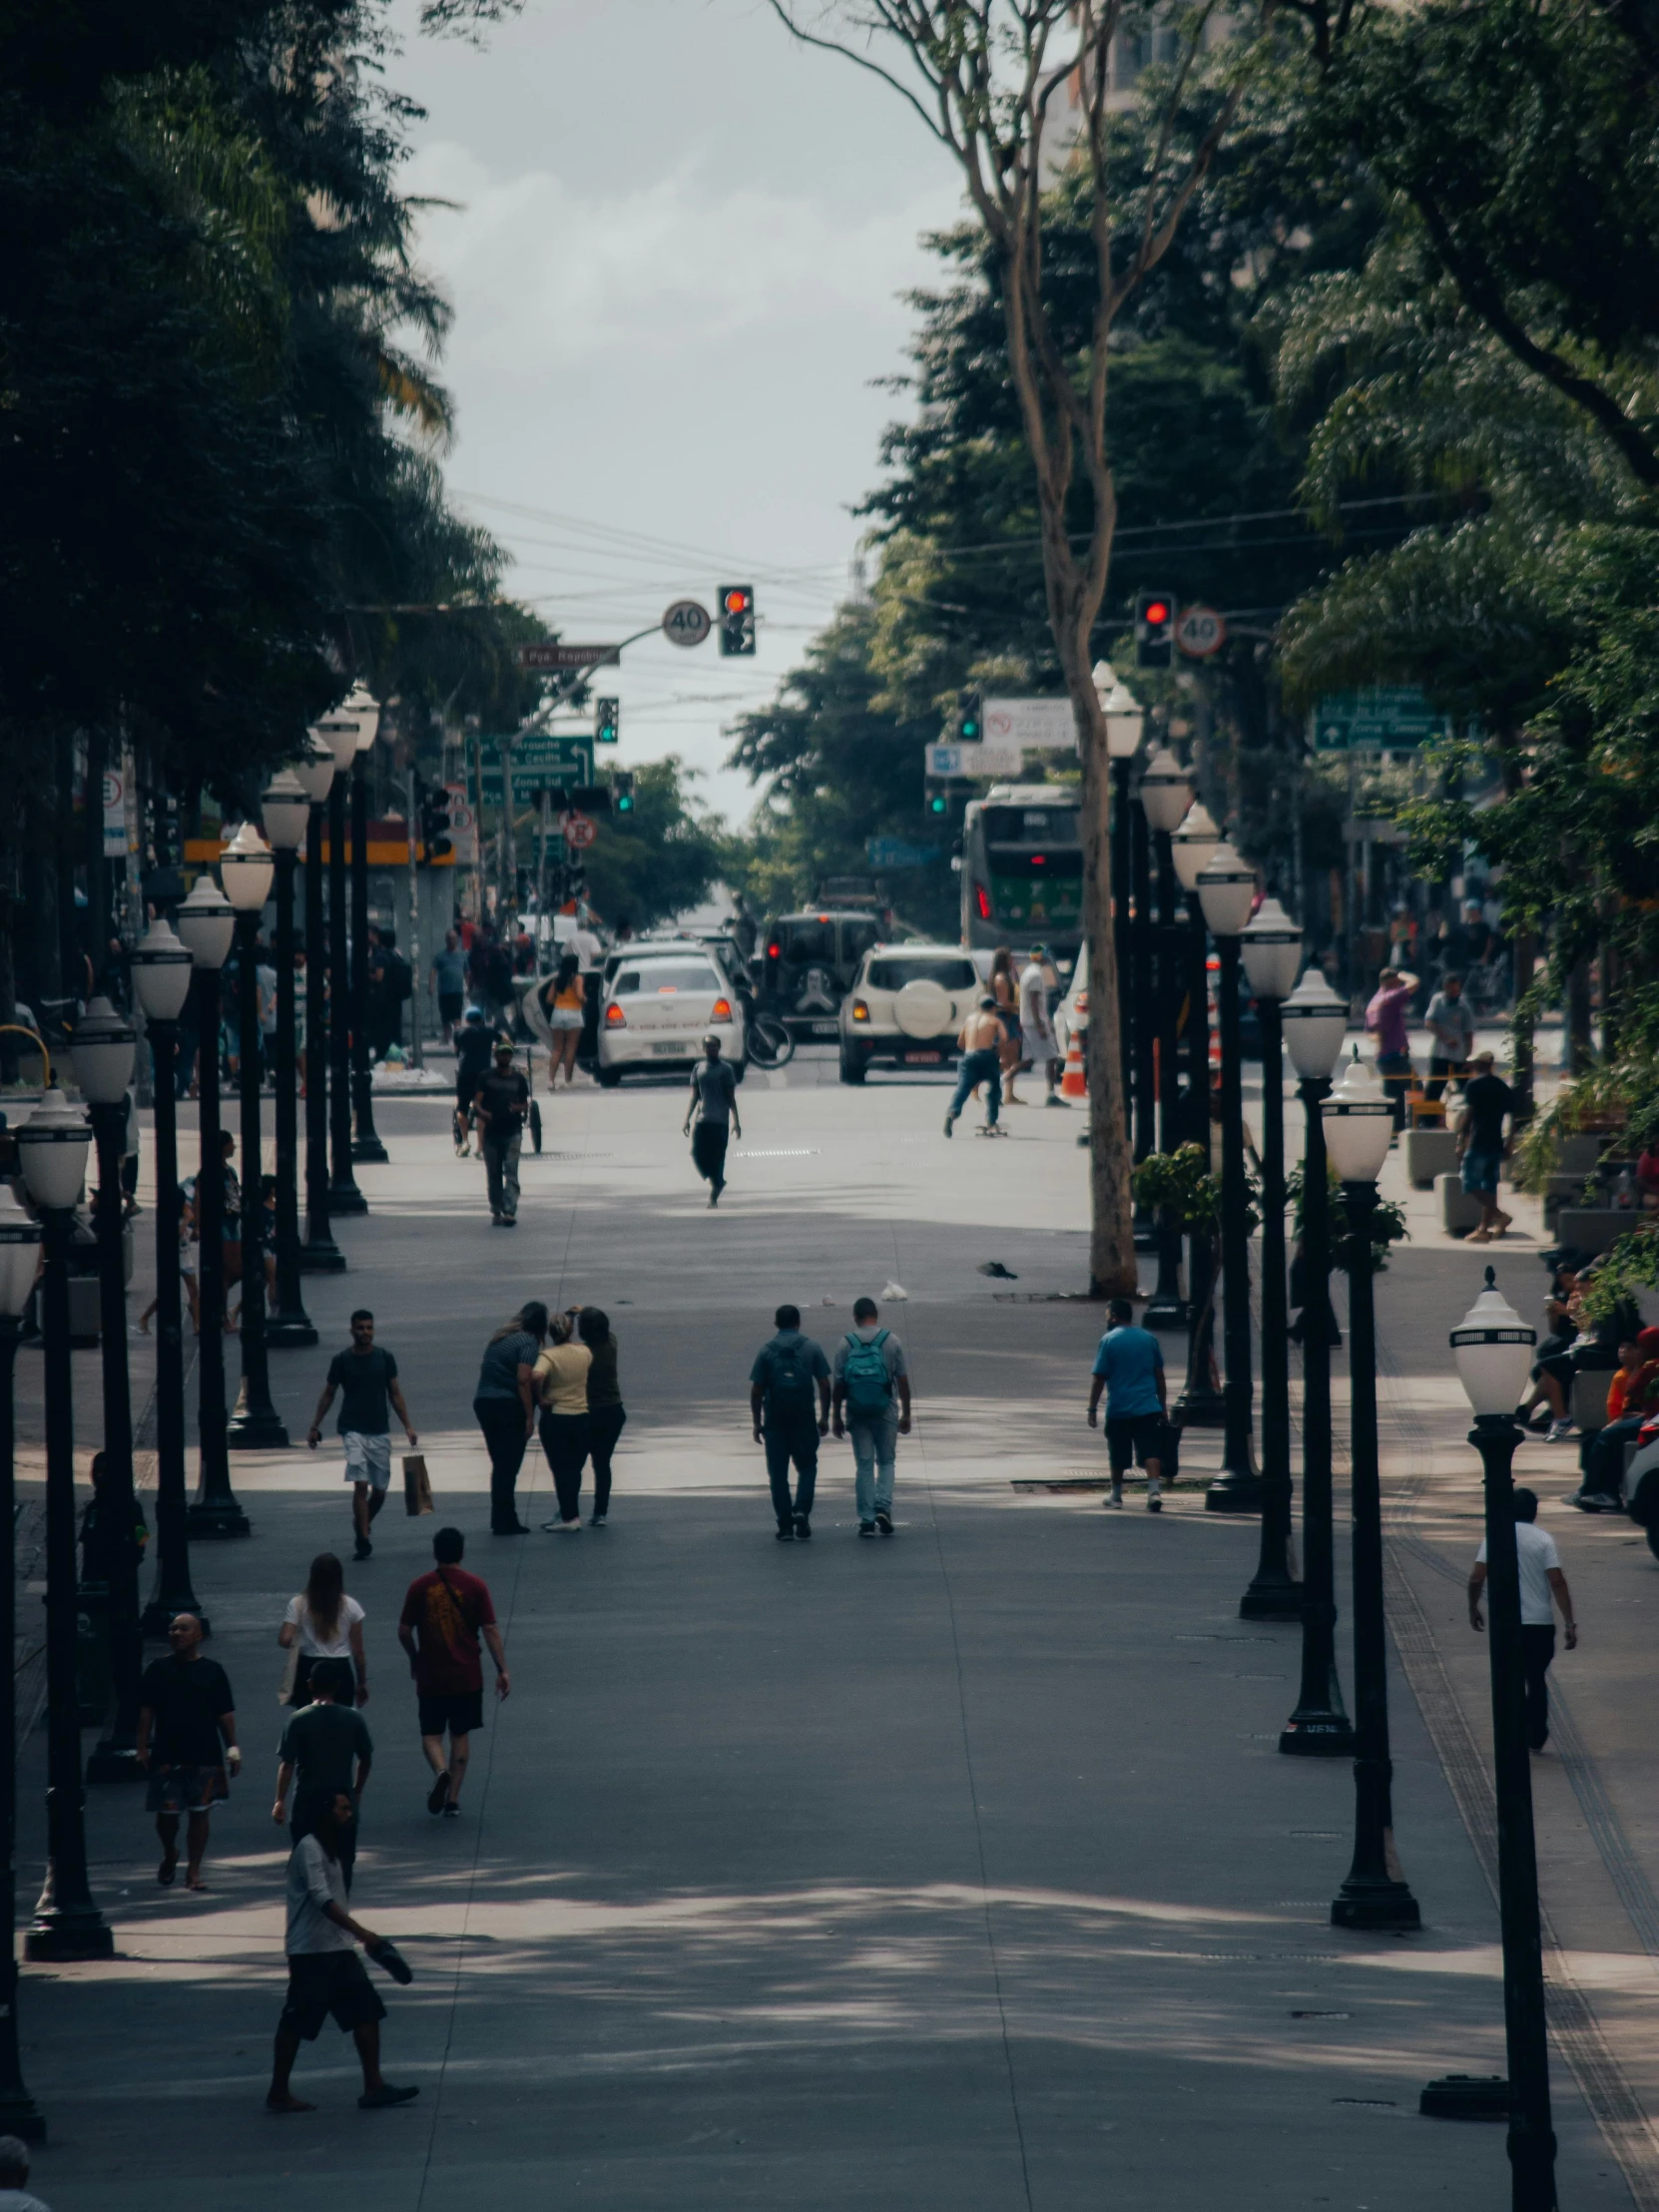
[440,1804,460,1820]
[1147,1480,1162,1513]
[793,1513,812,1540]
[943,1113,955,1138]
[1045,1094,1066,1108]
[776,1524,796,1541]
[875,1510,893,1536]
[541,1517,582,1533]
[1103,1486,1124,1510]
[426,1770,450,1816]
[1568,1488,1620,1512]
[1546,1421,1577,1443]
[358,2083,420,2109]
[858,1521,875,1538]
[492,1520,530,1536]
[590,1512,607,1528]
[352,1535,372,1562]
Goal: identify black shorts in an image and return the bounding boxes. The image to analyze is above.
[418,1690,483,1738]
[278,1949,384,2041]
[439,993,463,1025]
[1105,1413,1165,1475]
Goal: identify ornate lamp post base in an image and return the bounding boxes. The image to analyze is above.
[24,1899,114,1963]
[1279,1705,1356,1759]
[187,1495,252,1539]
[1332,1871,1420,1932]
[1205,1466,1263,1513]
[299,1236,348,1274]
[265,1312,319,1351]
[227,1399,289,1451]
[1239,1571,1304,1624]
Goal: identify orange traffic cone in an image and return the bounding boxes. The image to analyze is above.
[1061,1029,1087,1100]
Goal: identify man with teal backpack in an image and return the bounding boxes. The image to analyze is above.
[831,1296,912,1538]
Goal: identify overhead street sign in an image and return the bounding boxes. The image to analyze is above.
[515,642,620,671]
[1175,605,1227,658]
[662,599,712,649]
[479,743,594,805]
[500,734,595,771]
[562,812,598,850]
[1314,689,1447,754]
[927,741,1025,777]
[982,698,1078,750]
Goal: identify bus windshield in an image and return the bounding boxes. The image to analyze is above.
[962,796,1084,947]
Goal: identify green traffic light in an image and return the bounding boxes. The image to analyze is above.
[960,717,979,741]
[928,795,947,815]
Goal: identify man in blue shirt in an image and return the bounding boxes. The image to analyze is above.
[1087,1298,1167,1511]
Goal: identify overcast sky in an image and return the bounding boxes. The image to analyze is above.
[387,0,964,822]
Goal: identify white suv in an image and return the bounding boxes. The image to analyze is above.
[597,944,746,1087]
[837,944,982,1084]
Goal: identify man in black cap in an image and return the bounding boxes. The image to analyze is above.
[474,1039,530,1227]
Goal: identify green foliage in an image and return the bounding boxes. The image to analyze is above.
[1285,1159,1407,1272]
[1133,1144,1221,1231]
[1578,1228,1659,1330]
[580,761,727,934]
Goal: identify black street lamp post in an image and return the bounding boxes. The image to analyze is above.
[17,1092,114,1961]
[0,1193,45,2132]
[326,743,366,1218]
[1239,900,1305,1621]
[129,923,206,1635]
[1195,840,1261,1511]
[174,878,249,1540]
[1096,668,1144,1129]
[1278,969,1356,1758]
[221,824,287,1450]
[1451,1272,1556,2212]
[71,999,146,1779]
[1326,1059,1418,1930]
[1130,798,1156,1238]
[345,684,387,1166]
[297,728,346,1271]
[261,771,316,1350]
[1140,749,1194,1326]
[1172,802,1219,1148]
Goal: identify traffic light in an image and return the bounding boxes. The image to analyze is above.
[956,688,982,743]
[1134,590,1175,668]
[925,779,949,819]
[595,696,619,745]
[718,584,756,657]
[570,784,613,819]
[613,769,637,817]
[417,780,452,860]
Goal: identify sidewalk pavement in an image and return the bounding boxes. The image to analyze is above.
[2,1074,1645,2208]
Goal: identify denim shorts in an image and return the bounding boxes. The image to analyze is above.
[1460,1148,1502,1196]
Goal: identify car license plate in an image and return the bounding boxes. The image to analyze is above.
[903,1050,942,1064]
[812,1021,837,1036]
[651,1041,684,1056]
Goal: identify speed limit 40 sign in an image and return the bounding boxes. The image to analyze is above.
[1175,605,1227,658]
[662,599,711,649]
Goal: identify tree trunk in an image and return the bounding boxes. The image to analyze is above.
[1510,928,1536,1122]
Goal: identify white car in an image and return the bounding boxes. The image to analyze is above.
[596,945,746,1087]
[837,943,983,1083]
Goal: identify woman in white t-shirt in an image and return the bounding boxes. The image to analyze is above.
[277,1552,367,1707]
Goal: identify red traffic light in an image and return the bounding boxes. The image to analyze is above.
[1143,599,1171,627]
[723,587,753,616]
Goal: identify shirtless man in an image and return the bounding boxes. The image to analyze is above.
[944,996,1006,1137]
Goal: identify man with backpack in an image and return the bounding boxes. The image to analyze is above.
[831,1296,911,1537]
[750,1304,831,1540]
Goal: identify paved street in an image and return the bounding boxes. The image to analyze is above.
[7,1055,1653,2207]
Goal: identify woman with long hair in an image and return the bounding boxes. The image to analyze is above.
[577,1306,625,1528]
[539,952,585,1091]
[534,1310,592,1531]
[277,1552,367,1706]
[473,1300,549,1535]
[989,945,1022,1103]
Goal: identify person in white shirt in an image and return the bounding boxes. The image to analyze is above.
[0,2134,51,2212]
[1468,1487,1578,1751]
[1017,943,1064,1106]
[277,1552,368,1708]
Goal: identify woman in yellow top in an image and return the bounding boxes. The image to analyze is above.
[538,952,586,1092]
[534,1311,592,1530]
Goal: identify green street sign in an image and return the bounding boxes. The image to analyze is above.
[480,759,594,806]
[482,734,593,770]
[1313,689,1448,753]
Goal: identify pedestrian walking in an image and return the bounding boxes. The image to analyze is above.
[751,1303,830,1540]
[1455,1048,1515,1243]
[474,1036,530,1226]
[684,1032,741,1205]
[1467,1488,1577,1750]
[577,1306,625,1527]
[277,1553,368,1708]
[305,1310,418,1562]
[831,1296,911,1537]
[273,1659,373,1890]
[0,2134,51,2212]
[137,1612,240,1891]
[944,996,1005,1137]
[535,1312,592,1531]
[265,1790,419,2114]
[474,1301,547,1536]
[1365,965,1418,1130]
[1018,944,1064,1105]
[430,929,467,1044]
[396,1527,509,1818]
[452,1005,496,1155]
[1087,1297,1168,1510]
[1423,971,1476,1100]
[138,1182,200,1336]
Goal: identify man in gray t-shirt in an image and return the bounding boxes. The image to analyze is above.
[683,1034,742,1208]
[1424,974,1477,1100]
[831,1297,912,1536]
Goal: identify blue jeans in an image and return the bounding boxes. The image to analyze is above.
[849,1408,898,1521]
[948,1048,1001,1126]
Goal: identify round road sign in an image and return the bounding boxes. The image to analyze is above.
[562,812,598,850]
[1175,605,1227,658]
[662,599,712,649]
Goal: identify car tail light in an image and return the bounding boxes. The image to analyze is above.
[711,997,732,1021]
[974,884,991,920]
[767,941,781,961]
[851,998,870,1023]
[605,1003,626,1027]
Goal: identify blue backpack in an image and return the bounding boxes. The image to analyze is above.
[841,1329,892,1416]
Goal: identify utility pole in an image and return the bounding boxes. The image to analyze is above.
[405,769,422,1072]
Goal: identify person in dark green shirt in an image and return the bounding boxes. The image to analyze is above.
[274,1660,372,1890]
[576,1307,626,1527]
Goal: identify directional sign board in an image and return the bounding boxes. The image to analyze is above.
[562,812,598,850]
[927,741,1025,778]
[505,735,595,773]
[515,642,619,672]
[479,738,594,805]
[982,698,1078,750]
[1175,605,1227,659]
[1313,689,1447,754]
[662,599,712,649]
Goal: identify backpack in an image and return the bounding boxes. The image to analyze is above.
[841,1330,892,1416]
[764,1337,818,1413]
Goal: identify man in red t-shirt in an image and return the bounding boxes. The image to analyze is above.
[397,1528,509,1818]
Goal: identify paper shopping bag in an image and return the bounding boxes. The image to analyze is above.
[403,1454,434,1516]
